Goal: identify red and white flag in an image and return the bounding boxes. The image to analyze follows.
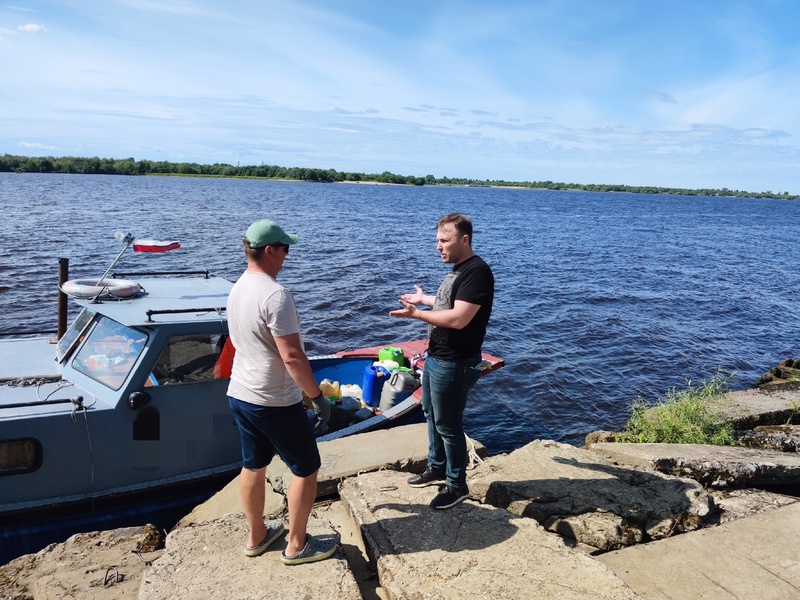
[133,239,181,253]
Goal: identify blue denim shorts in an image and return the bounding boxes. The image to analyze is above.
[228,397,321,478]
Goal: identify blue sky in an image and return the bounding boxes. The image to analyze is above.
[2,1,800,193]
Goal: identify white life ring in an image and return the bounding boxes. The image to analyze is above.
[60,278,143,300]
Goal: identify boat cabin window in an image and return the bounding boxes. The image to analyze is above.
[71,316,148,390]
[56,308,95,362]
[0,438,43,476]
[149,334,233,386]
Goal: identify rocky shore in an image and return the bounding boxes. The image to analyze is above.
[2,384,799,599]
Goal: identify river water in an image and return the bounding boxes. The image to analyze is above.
[2,173,799,452]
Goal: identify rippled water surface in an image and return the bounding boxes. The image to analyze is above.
[2,173,799,452]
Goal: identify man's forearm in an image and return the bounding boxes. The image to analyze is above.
[419,294,436,307]
[275,333,323,397]
[284,354,322,397]
[412,307,464,329]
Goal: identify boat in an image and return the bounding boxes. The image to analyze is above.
[0,236,504,564]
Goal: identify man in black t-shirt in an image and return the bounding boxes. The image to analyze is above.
[390,213,494,509]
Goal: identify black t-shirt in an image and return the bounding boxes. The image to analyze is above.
[428,255,494,361]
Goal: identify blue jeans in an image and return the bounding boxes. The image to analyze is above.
[421,354,483,490]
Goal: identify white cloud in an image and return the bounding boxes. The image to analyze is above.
[17,23,47,33]
[19,141,60,150]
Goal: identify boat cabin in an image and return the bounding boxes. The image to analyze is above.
[0,275,240,515]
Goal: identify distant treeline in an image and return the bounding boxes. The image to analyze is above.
[1,154,796,200]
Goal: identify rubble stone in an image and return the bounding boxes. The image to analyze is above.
[468,440,713,550]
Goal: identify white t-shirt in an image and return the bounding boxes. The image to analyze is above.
[226,270,302,407]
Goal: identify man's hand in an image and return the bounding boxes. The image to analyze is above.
[400,284,426,305]
[389,300,418,319]
[309,392,330,429]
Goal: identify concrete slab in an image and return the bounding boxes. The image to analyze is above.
[709,387,800,427]
[588,442,800,487]
[339,469,643,600]
[598,502,800,600]
[139,514,361,600]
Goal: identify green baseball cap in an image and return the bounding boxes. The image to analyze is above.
[245,219,299,248]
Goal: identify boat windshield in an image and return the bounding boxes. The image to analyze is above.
[71,316,148,390]
[55,308,96,362]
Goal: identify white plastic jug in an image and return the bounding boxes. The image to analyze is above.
[339,384,362,401]
[373,359,400,371]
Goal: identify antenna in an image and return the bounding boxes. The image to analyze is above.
[95,232,135,285]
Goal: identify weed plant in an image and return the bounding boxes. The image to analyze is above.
[615,370,739,445]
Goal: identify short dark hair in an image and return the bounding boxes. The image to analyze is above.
[242,237,266,260]
[438,213,473,244]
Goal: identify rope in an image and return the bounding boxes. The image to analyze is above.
[41,378,72,401]
[71,395,97,501]
[0,375,62,388]
[466,434,484,471]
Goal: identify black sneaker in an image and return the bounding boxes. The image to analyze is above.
[430,485,470,509]
[407,468,445,488]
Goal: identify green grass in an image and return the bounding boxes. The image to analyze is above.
[614,370,739,445]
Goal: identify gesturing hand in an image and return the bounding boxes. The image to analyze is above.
[389,300,418,319]
[400,284,425,305]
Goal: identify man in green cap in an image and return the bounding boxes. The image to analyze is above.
[227,219,337,565]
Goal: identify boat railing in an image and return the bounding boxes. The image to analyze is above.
[111,270,211,279]
[1,395,82,410]
[145,307,227,323]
